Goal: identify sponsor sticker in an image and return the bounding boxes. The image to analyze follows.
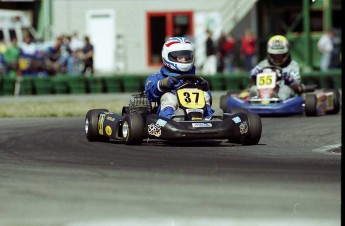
[192,123,212,128]
[232,116,241,124]
[106,116,115,122]
[186,108,204,114]
[156,119,167,127]
[105,126,112,136]
[98,114,105,135]
[148,123,161,137]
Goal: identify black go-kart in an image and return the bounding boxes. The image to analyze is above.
[85,74,262,145]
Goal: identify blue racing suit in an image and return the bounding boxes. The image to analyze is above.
[144,66,214,119]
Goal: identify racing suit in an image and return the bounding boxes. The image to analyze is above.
[249,57,301,100]
[144,66,214,119]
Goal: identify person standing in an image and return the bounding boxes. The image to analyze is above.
[241,29,256,72]
[202,30,217,76]
[222,32,236,74]
[317,30,334,71]
[216,32,226,73]
[3,37,21,78]
[81,36,94,75]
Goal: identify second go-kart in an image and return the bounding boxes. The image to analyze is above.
[85,74,262,145]
[220,66,340,116]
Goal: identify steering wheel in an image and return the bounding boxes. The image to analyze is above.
[175,74,205,83]
[260,65,283,75]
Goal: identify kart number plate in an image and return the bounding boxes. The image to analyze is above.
[257,72,276,89]
[177,89,206,109]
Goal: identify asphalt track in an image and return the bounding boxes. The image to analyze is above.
[0,113,341,226]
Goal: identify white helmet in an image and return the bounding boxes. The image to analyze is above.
[267,35,290,66]
[162,37,194,72]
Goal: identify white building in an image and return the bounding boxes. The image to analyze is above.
[50,0,257,74]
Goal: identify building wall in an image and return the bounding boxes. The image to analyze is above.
[51,0,229,74]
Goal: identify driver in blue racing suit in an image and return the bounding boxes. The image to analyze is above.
[249,35,302,100]
[145,37,221,119]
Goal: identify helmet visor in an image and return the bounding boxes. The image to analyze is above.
[168,50,193,63]
[269,53,288,65]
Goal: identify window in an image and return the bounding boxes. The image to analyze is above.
[147,11,193,67]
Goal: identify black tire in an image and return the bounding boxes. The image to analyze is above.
[323,89,340,115]
[241,112,262,145]
[305,94,317,116]
[220,95,229,112]
[85,109,109,141]
[122,113,144,145]
[229,107,250,114]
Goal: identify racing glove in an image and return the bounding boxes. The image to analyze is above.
[200,80,210,91]
[290,82,304,94]
[159,76,178,91]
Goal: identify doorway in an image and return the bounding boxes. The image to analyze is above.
[86,10,116,73]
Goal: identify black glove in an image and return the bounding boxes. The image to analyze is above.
[200,80,210,91]
[291,82,303,94]
[159,76,178,90]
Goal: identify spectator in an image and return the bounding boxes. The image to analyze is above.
[3,37,21,78]
[202,30,217,76]
[69,32,83,52]
[81,36,94,75]
[317,30,334,71]
[216,32,226,73]
[69,32,83,75]
[20,35,37,56]
[45,36,63,75]
[330,29,341,69]
[241,29,256,72]
[222,32,236,74]
[19,34,40,75]
[0,37,7,76]
[59,35,73,73]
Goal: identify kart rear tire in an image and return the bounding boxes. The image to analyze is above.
[323,89,340,115]
[241,112,262,145]
[85,109,109,142]
[220,95,229,112]
[305,94,317,116]
[122,113,144,145]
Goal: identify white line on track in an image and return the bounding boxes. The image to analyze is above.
[312,144,342,155]
[65,218,339,226]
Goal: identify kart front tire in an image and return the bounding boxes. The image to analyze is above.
[220,95,229,112]
[229,107,250,114]
[241,112,262,145]
[305,94,317,116]
[122,113,144,145]
[85,109,109,141]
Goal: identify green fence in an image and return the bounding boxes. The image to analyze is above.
[0,70,341,96]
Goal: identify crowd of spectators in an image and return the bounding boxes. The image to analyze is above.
[203,29,257,76]
[0,32,94,78]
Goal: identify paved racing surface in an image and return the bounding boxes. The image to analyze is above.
[0,114,341,226]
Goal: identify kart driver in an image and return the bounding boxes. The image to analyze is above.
[249,35,302,100]
[144,37,222,120]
